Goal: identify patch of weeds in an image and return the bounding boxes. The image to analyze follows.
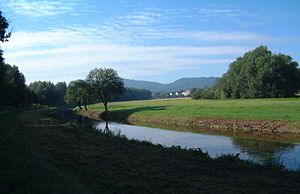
[263,154,285,170]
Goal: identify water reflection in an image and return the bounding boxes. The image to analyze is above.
[92,120,300,170]
[58,111,300,170]
[232,138,295,161]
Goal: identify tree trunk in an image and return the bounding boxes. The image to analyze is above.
[104,101,108,112]
[77,101,82,109]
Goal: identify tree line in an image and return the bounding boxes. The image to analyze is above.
[192,46,300,99]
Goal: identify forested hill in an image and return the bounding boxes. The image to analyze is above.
[123,77,219,92]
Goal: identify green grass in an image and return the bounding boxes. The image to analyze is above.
[84,98,300,133]
[1,107,300,193]
[89,98,300,121]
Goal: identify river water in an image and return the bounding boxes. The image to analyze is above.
[90,120,300,170]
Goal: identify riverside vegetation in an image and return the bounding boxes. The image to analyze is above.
[1,107,300,193]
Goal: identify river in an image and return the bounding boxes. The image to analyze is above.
[71,114,300,170]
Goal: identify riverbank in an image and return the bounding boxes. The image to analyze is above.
[1,107,300,193]
[80,98,300,134]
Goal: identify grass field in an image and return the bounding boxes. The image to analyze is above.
[89,98,300,121]
[85,98,300,133]
[1,107,300,193]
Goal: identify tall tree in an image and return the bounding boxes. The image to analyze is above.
[2,64,26,106]
[86,68,124,111]
[55,82,67,104]
[65,80,93,110]
[0,11,11,105]
[217,46,300,98]
[28,81,59,105]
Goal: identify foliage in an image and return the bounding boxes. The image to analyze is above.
[152,92,167,99]
[0,64,27,106]
[118,87,152,101]
[191,86,218,100]
[216,46,300,98]
[0,11,10,65]
[55,82,67,104]
[0,11,10,86]
[0,11,10,43]
[65,80,94,110]
[86,68,124,111]
[0,12,30,107]
[28,81,66,105]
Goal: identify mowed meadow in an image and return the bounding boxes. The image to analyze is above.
[89,98,300,121]
[84,98,300,133]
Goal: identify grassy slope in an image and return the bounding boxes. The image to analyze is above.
[86,98,300,133]
[1,107,300,193]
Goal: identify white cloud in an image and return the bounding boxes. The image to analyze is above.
[3,28,254,83]
[6,0,76,17]
[0,6,284,83]
[177,31,272,42]
[2,27,273,54]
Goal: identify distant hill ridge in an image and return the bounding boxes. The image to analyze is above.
[123,77,219,93]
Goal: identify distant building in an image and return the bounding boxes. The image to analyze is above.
[181,90,191,97]
[167,90,191,98]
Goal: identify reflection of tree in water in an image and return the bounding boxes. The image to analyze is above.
[232,138,295,161]
[76,115,94,129]
[76,115,114,135]
[104,121,110,133]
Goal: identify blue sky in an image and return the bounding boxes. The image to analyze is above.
[0,0,299,84]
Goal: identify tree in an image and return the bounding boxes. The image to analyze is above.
[65,80,93,110]
[0,11,10,43]
[118,88,152,101]
[86,68,124,111]
[55,82,67,104]
[0,11,11,105]
[28,81,59,105]
[216,46,300,98]
[2,64,26,106]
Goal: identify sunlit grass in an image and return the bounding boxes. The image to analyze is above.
[89,98,300,121]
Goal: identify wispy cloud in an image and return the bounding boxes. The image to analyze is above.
[6,0,77,17]
[1,4,295,83]
[3,28,254,83]
[196,8,243,17]
[5,43,236,83]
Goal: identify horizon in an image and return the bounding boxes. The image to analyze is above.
[0,0,299,84]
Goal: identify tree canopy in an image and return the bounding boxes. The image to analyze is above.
[28,81,66,105]
[65,80,94,110]
[0,11,10,43]
[55,82,67,104]
[86,68,124,111]
[192,46,300,100]
[118,88,152,101]
[0,64,27,106]
[0,11,9,106]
